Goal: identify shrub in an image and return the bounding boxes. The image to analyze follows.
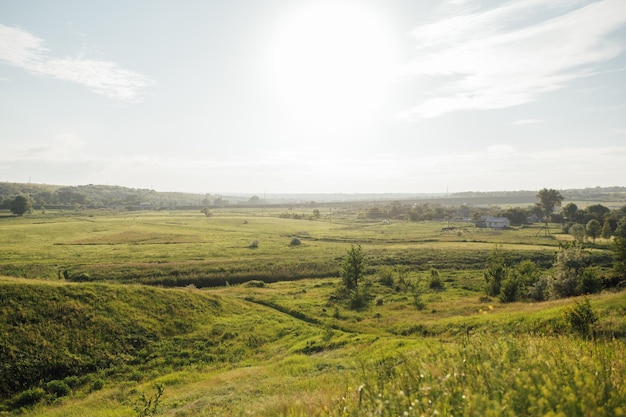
[11,388,45,408]
[428,268,444,290]
[341,245,365,290]
[45,380,71,397]
[248,240,259,249]
[550,242,590,298]
[90,379,105,392]
[499,276,519,303]
[407,279,426,310]
[484,245,507,297]
[527,275,549,302]
[289,237,301,246]
[134,384,164,417]
[350,289,368,310]
[62,375,81,389]
[378,266,395,287]
[579,267,603,295]
[563,297,598,338]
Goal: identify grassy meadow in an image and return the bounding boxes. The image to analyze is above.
[1,207,625,416]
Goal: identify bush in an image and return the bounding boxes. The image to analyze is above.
[45,380,71,397]
[499,277,519,303]
[289,237,301,246]
[527,275,549,302]
[11,388,45,408]
[350,289,368,310]
[550,242,590,298]
[90,379,105,392]
[378,266,395,287]
[484,245,507,297]
[63,375,81,389]
[579,267,603,295]
[563,297,598,338]
[428,268,444,290]
[341,245,365,290]
[248,240,259,249]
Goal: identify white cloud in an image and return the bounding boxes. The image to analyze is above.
[512,118,544,125]
[609,127,626,134]
[400,0,626,119]
[0,24,151,101]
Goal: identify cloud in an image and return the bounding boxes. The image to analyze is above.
[400,0,626,119]
[512,118,544,125]
[0,24,151,101]
[609,127,626,134]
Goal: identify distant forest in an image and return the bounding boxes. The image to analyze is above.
[1,181,625,211]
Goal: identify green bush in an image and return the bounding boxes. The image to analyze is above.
[11,388,45,409]
[90,379,105,392]
[289,237,301,246]
[526,275,549,302]
[499,276,520,303]
[428,268,444,290]
[378,266,395,287]
[579,267,603,295]
[563,297,598,338]
[45,380,71,397]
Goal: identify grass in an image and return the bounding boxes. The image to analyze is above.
[0,209,607,284]
[0,208,625,415]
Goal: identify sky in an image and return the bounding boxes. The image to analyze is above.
[1,0,625,195]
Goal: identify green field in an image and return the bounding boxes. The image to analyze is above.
[1,208,625,416]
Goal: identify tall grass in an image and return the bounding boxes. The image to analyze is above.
[337,333,626,417]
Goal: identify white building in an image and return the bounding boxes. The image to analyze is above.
[476,216,510,229]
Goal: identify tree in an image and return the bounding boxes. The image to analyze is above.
[585,219,602,243]
[601,218,613,240]
[484,245,507,297]
[536,188,563,236]
[550,242,592,298]
[502,207,528,226]
[583,204,610,223]
[10,195,31,216]
[612,218,626,281]
[570,224,586,243]
[562,203,579,222]
[341,244,365,290]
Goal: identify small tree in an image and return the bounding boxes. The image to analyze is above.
[585,219,602,243]
[484,245,507,297]
[550,242,590,298]
[611,219,626,282]
[601,218,612,239]
[341,244,365,290]
[570,223,586,243]
[536,188,563,236]
[10,195,31,216]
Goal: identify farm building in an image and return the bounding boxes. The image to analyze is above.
[475,216,510,229]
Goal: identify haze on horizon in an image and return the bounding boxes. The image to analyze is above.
[1,0,625,195]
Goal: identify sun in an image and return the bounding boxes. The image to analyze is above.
[266,1,397,132]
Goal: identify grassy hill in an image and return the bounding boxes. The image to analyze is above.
[1,276,625,416]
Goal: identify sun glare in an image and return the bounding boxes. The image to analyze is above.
[266,1,397,132]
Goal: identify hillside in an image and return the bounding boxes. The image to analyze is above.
[0,278,347,412]
[2,181,625,209]
[1,277,625,416]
